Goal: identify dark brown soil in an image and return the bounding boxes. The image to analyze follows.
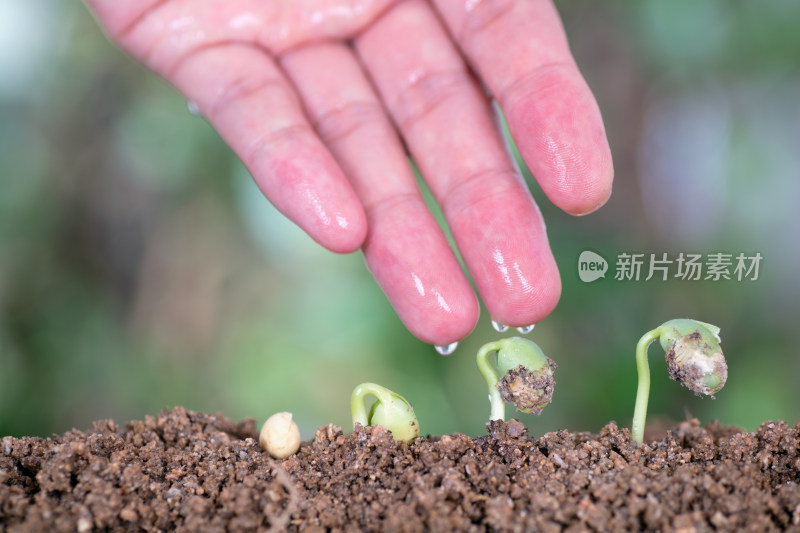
[497,360,556,415]
[2,408,799,532]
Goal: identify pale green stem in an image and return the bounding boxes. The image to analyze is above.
[631,327,666,445]
[350,382,390,429]
[477,341,506,421]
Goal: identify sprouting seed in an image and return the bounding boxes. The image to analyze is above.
[631,319,728,445]
[350,382,419,442]
[476,337,556,422]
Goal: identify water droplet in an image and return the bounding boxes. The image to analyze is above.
[517,324,535,334]
[491,320,509,333]
[187,101,202,116]
[434,342,458,355]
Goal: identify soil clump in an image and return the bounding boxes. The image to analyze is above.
[2,407,799,531]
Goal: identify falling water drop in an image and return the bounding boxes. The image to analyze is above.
[491,320,509,333]
[187,101,202,116]
[434,342,458,355]
[517,324,536,334]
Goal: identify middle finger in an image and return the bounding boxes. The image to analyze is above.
[356,0,561,329]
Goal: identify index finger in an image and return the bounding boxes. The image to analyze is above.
[432,0,613,215]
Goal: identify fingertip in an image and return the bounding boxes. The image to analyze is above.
[559,150,614,217]
[365,239,481,347]
[447,176,562,330]
[252,144,368,254]
[316,204,368,254]
[506,66,614,217]
[489,264,561,328]
[288,192,368,255]
[407,291,480,347]
[363,199,480,347]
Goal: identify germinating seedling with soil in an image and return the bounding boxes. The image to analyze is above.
[632,318,729,445]
[351,382,420,442]
[476,337,557,422]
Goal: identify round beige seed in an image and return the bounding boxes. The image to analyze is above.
[259,412,300,459]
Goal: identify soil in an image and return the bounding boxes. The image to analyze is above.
[497,361,556,415]
[2,407,799,532]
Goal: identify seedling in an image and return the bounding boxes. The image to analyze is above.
[632,319,728,445]
[350,382,420,442]
[476,337,557,422]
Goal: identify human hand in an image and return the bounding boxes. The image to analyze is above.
[86,0,613,348]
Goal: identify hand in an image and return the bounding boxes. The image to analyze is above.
[86,0,613,347]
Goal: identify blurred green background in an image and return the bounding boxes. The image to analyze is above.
[1,0,799,439]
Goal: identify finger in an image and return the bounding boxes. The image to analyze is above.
[83,0,163,37]
[356,0,560,328]
[431,0,613,215]
[86,0,402,71]
[280,43,479,345]
[170,44,366,253]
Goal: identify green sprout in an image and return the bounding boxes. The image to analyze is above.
[476,337,557,422]
[350,382,419,442]
[632,319,729,445]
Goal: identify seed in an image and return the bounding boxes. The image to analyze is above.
[259,412,301,459]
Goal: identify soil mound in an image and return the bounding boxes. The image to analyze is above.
[2,407,799,531]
